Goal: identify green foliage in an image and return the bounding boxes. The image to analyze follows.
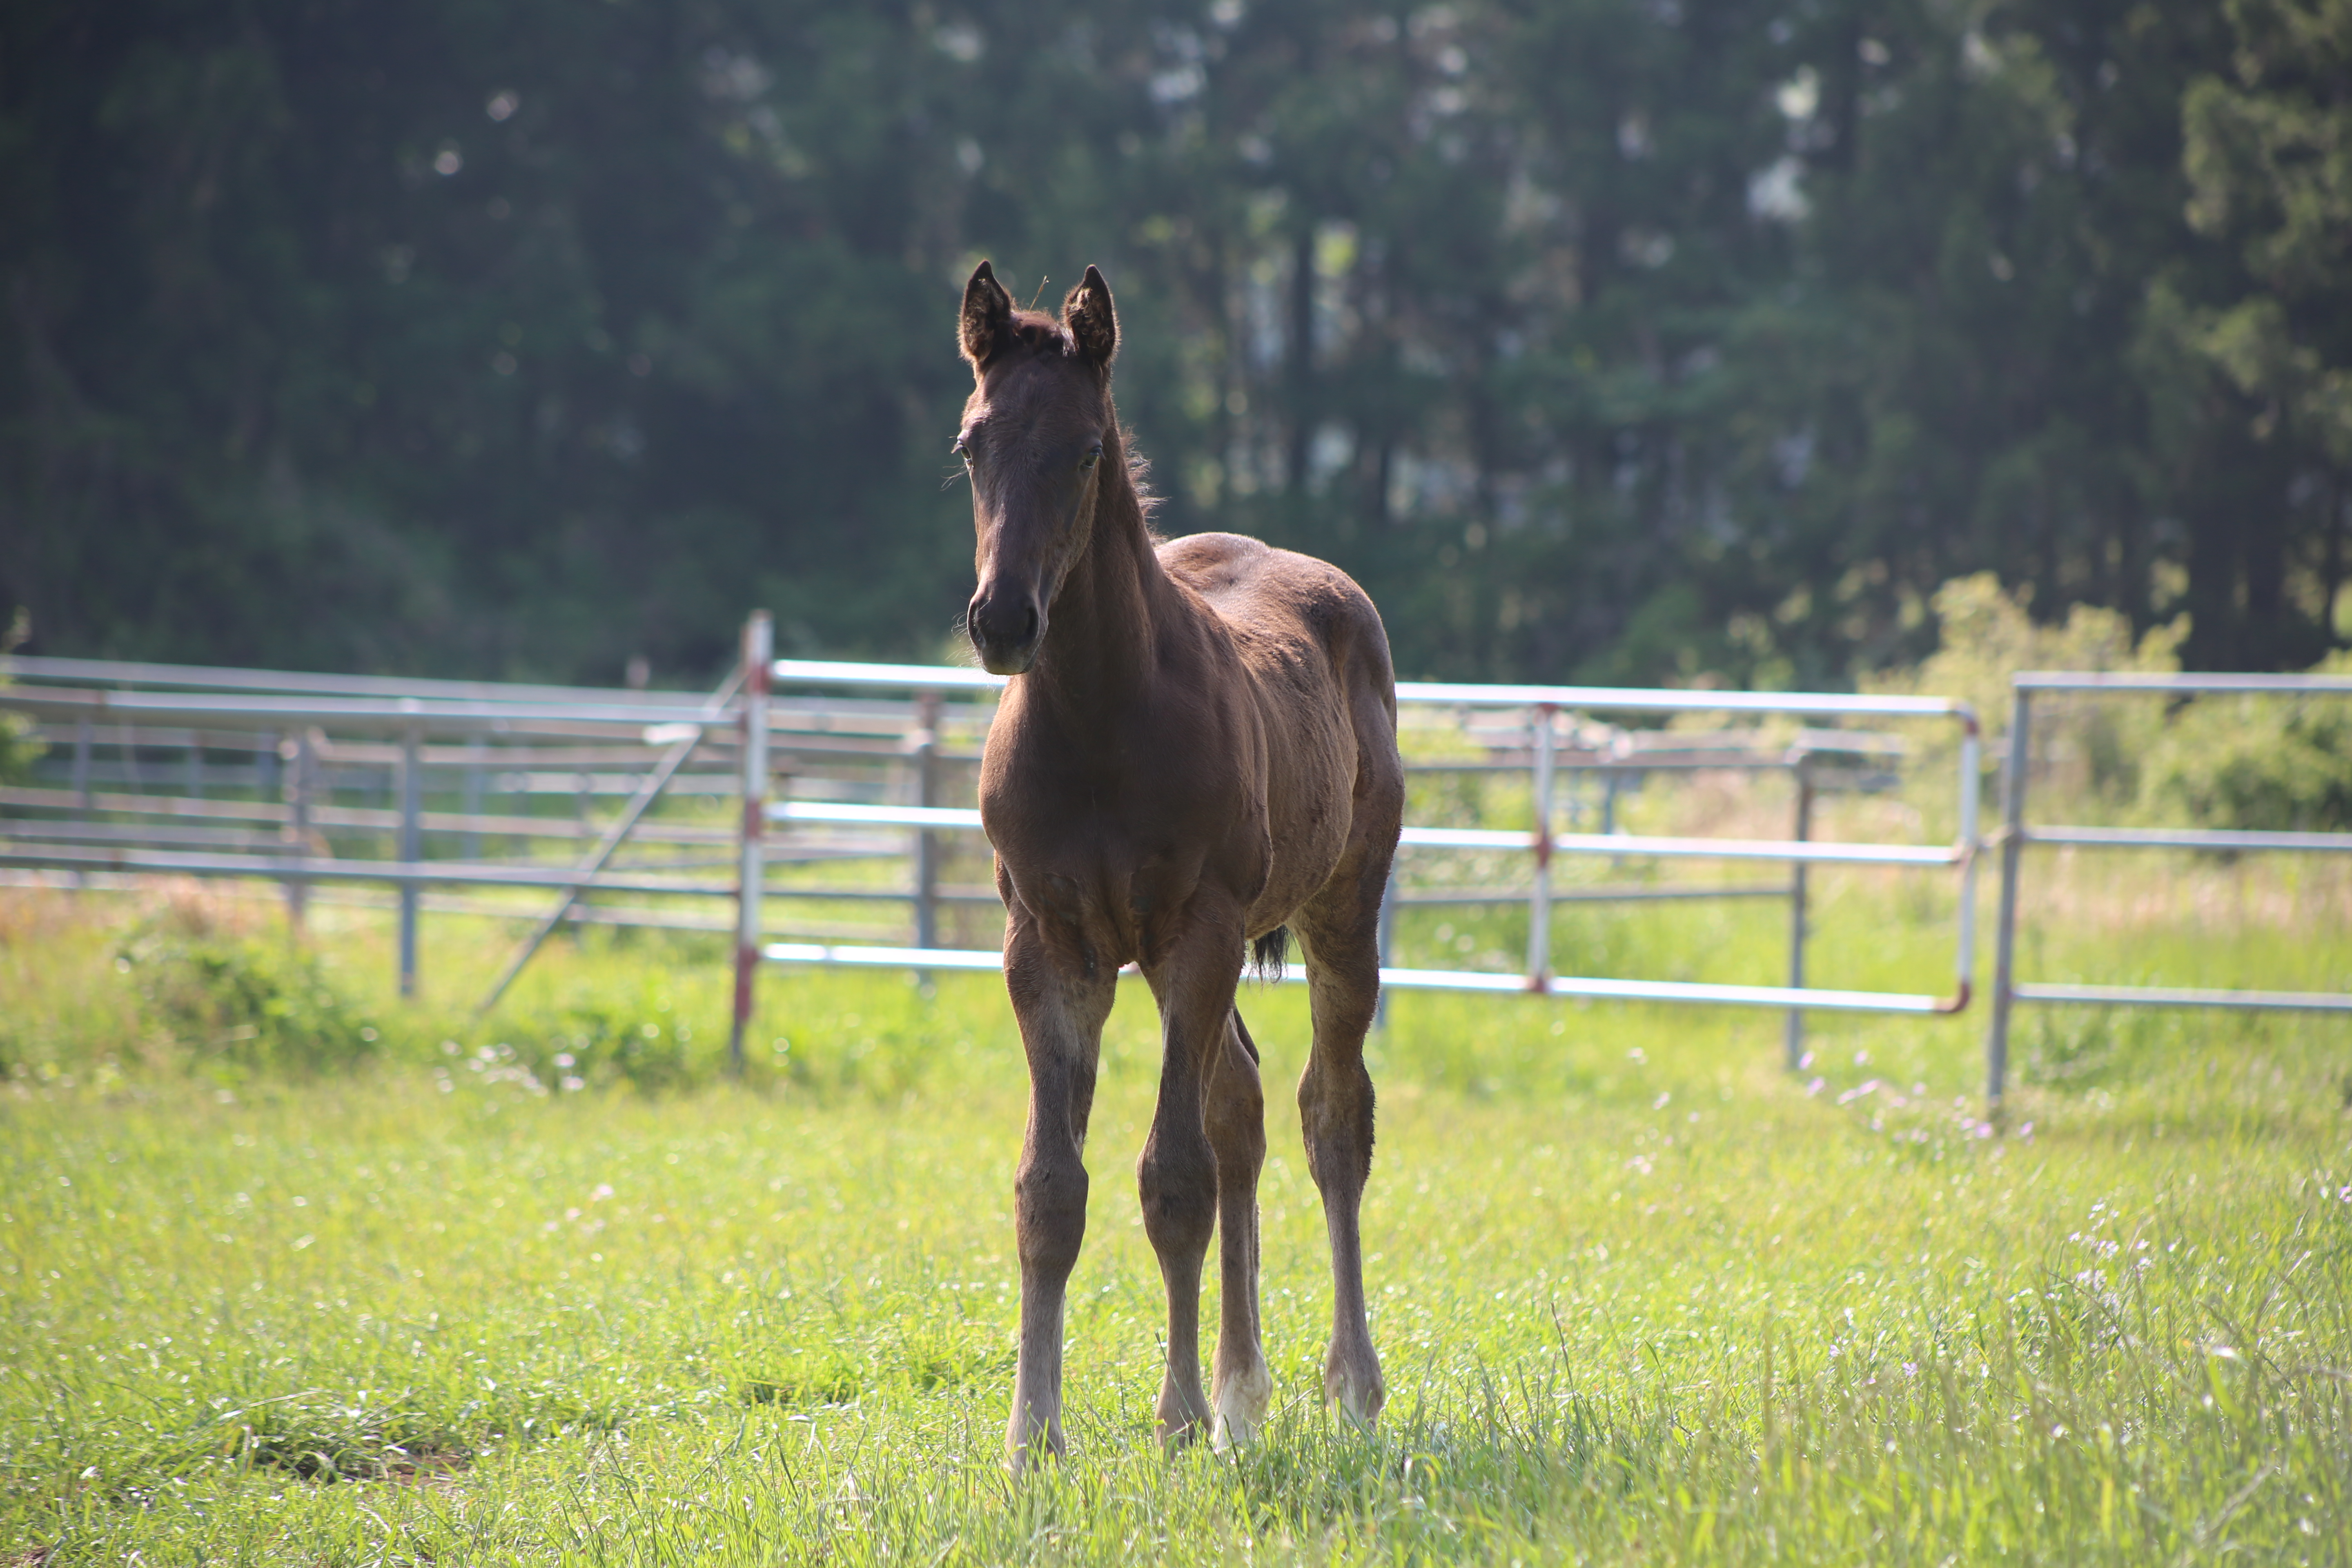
[2183,0,2352,466]
[2144,650,2352,831]
[494,980,714,1097]
[481,948,969,1099]
[0,610,42,784]
[1867,573,2184,827]
[1875,573,2185,745]
[3,0,2346,686]
[0,709,39,787]
[116,919,380,1080]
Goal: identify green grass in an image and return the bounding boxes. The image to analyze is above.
[2,866,2349,1564]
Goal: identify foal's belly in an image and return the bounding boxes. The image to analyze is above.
[1244,721,1356,933]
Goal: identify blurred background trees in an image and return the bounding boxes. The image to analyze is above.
[2,0,2345,686]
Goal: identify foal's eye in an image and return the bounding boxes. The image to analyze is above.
[1080,445,1102,471]
[951,437,969,460]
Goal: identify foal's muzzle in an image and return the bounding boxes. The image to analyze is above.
[967,591,1042,676]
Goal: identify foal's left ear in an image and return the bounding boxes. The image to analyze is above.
[1062,264,1118,366]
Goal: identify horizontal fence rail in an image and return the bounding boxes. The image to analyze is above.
[768,803,1969,868]
[1984,670,2352,1104]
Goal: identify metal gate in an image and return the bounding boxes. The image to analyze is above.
[1984,670,2352,1104]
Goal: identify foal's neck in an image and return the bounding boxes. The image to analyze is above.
[1029,432,1169,719]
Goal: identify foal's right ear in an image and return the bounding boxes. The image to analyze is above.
[960,260,1015,366]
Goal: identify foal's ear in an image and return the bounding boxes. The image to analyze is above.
[1062,264,1117,366]
[960,260,1015,365]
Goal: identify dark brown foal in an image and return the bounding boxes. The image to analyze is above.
[955,260,1404,1467]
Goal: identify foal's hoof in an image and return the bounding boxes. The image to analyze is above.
[1323,1355,1386,1428]
[1004,1441,1060,1478]
[1156,1412,1205,1452]
[1004,1418,1066,1477]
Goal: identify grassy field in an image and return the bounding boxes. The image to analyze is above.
[2,856,2350,1565]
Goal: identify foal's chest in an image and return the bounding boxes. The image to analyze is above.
[982,709,1264,967]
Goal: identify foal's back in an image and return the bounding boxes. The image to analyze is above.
[1158,531,1396,712]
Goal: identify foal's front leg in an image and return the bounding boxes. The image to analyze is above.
[1138,921,1250,1448]
[1003,920,1116,1471]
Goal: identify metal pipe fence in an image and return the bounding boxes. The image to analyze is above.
[7,623,1982,1064]
[724,630,1985,1069]
[1983,670,2352,1105]
[1,655,753,999]
[24,637,2352,1103]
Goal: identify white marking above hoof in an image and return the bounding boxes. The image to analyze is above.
[1209,1359,1274,1452]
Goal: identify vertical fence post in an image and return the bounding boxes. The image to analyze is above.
[462,739,486,862]
[728,611,773,1076]
[1526,703,1556,992]
[507,748,523,853]
[1953,709,1983,1014]
[284,732,313,933]
[70,719,93,890]
[398,722,422,998]
[257,730,278,912]
[1783,753,1815,1071]
[1985,688,2032,1107]
[912,689,941,976]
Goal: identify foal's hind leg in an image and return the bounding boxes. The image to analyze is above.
[1205,1009,1272,1449]
[1293,877,1390,1425]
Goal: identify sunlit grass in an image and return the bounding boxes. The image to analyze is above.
[2,867,2348,1563]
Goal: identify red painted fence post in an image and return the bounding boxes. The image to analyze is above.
[728,611,772,1076]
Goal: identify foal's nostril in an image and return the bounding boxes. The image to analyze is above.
[1020,606,1039,645]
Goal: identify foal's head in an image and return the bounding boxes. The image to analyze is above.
[955,260,1121,676]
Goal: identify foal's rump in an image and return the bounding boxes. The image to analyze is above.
[1157,531,1402,931]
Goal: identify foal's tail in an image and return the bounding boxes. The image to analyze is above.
[1248,926,1289,985]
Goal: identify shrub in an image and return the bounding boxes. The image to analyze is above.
[0,709,38,785]
[117,905,379,1079]
[1866,573,2185,805]
[501,980,715,1096]
[2142,651,2352,831]
[0,610,44,785]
